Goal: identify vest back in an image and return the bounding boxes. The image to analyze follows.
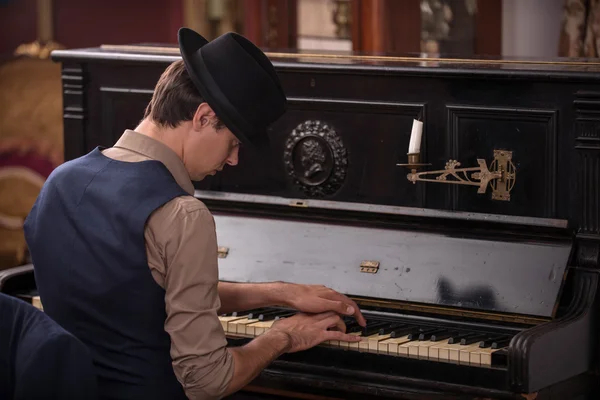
[24,147,190,400]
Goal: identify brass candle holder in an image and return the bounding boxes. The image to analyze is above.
[397,150,516,201]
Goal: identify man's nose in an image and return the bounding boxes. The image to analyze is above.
[226,148,239,166]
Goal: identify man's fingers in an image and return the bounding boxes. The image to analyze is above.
[352,305,367,327]
[317,314,343,331]
[318,299,354,317]
[324,330,362,343]
[338,295,367,327]
[325,296,367,327]
[312,311,337,321]
[321,314,346,333]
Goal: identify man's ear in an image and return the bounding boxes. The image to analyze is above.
[192,103,215,131]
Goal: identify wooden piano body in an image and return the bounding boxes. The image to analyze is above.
[3,45,600,399]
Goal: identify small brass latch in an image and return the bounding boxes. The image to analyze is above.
[289,199,308,207]
[218,246,229,258]
[360,261,380,273]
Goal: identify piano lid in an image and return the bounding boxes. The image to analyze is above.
[214,213,572,321]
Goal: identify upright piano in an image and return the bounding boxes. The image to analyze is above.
[4,44,600,399]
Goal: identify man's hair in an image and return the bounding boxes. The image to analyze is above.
[143,60,225,130]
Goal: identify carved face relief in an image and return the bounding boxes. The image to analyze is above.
[297,137,329,184]
[283,120,348,197]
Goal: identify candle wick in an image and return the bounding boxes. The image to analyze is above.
[416,110,422,121]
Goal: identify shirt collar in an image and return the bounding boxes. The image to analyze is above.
[113,130,195,196]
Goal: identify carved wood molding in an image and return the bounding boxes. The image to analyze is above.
[574,91,600,238]
[61,64,88,161]
[574,91,600,268]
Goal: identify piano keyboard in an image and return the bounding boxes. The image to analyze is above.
[220,307,511,368]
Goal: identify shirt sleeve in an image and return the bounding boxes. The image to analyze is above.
[145,196,234,400]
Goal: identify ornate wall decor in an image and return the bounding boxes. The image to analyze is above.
[420,0,476,55]
[283,120,348,197]
[331,0,352,40]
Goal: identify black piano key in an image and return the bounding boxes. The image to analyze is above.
[391,326,420,338]
[360,322,390,336]
[344,320,362,332]
[479,335,509,348]
[247,310,268,319]
[448,332,474,344]
[274,312,295,321]
[348,325,363,333]
[258,309,290,321]
[418,328,447,341]
[491,338,512,349]
[379,323,408,335]
[430,331,456,342]
[460,333,489,345]
[408,327,439,340]
[232,307,270,317]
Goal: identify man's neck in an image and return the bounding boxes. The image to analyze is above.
[134,119,184,159]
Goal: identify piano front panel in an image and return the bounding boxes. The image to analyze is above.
[214,213,571,318]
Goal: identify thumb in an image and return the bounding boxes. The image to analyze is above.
[321,299,354,316]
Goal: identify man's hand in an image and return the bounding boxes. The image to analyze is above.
[268,311,362,353]
[223,311,361,396]
[277,283,367,327]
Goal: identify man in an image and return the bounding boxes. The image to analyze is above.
[23,27,365,400]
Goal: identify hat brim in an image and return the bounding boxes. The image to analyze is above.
[178,28,267,149]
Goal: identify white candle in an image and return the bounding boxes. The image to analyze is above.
[408,119,423,154]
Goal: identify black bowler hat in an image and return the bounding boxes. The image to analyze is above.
[178,27,287,147]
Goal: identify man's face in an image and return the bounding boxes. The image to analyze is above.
[182,104,240,181]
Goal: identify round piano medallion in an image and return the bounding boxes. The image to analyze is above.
[283,120,348,197]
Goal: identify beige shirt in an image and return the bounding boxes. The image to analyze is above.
[102,130,233,400]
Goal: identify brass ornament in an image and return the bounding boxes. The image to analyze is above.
[398,150,516,201]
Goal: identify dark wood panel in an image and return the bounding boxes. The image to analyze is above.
[214,98,425,207]
[99,88,153,145]
[84,63,166,152]
[447,105,557,218]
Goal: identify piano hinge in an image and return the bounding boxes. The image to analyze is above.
[218,246,229,258]
[360,261,380,273]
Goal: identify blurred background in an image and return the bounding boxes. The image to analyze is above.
[0,0,597,269]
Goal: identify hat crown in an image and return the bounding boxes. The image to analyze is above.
[178,28,287,146]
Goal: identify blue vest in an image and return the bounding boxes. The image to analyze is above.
[24,147,190,400]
